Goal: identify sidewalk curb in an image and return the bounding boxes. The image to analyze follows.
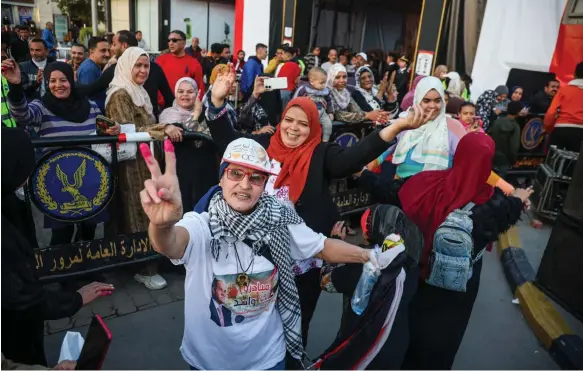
[497,227,583,369]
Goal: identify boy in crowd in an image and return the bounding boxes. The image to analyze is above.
[458,102,484,133]
[488,101,523,177]
[293,67,333,141]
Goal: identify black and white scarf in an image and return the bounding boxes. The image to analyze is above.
[208,191,306,360]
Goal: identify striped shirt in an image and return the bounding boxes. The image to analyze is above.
[7,95,100,138]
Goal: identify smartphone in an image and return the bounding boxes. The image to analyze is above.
[75,315,112,370]
[472,115,481,129]
[264,77,288,90]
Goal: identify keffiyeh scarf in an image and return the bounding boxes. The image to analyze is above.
[208,192,306,360]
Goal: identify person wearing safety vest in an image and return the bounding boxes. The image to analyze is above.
[1,76,16,128]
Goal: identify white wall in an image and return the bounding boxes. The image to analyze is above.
[470,0,567,101]
[171,0,234,50]
[111,0,130,33]
[242,0,270,61]
[35,0,62,27]
[136,0,159,51]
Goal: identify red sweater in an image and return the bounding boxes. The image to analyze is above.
[156,53,205,98]
[277,61,301,92]
[544,82,583,132]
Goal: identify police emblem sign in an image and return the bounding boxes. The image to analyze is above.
[30,148,114,222]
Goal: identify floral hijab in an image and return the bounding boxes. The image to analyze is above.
[327,63,352,111]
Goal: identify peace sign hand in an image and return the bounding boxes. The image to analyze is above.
[139,140,183,228]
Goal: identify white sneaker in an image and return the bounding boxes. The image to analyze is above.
[134,273,167,290]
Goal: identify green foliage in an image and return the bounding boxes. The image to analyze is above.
[79,26,104,46]
[53,0,105,26]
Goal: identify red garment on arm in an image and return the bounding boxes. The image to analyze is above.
[156,53,205,96]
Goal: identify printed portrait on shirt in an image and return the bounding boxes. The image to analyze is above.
[208,269,278,328]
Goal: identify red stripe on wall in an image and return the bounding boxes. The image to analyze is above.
[234,0,244,54]
[549,5,583,83]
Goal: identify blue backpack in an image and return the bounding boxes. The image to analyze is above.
[426,203,485,292]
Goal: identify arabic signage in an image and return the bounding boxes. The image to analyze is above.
[29,148,114,222]
[35,232,160,279]
[332,188,373,214]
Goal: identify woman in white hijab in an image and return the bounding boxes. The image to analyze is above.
[105,47,169,290]
[356,76,514,201]
[158,77,220,219]
[327,64,387,123]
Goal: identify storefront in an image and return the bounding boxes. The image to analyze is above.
[2,0,34,26]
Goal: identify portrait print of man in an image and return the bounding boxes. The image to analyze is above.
[209,278,233,327]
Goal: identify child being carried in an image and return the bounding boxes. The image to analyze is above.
[294,67,334,142]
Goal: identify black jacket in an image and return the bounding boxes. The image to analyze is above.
[76,61,174,119]
[10,38,30,63]
[530,90,552,115]
[207,101,390,236]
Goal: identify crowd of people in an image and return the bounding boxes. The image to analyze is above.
[1,24,582,370]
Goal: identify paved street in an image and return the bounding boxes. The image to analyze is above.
[41,216,583,369]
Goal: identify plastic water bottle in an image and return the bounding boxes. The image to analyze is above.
[351,251,381,315]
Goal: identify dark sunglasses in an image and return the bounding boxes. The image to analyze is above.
[168,38,184,43]
[225,168,268,186]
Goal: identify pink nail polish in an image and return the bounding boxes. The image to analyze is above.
[164,139,175,153]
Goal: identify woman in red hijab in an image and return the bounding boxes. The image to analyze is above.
[204,64,432,355]
[398,132,533,370]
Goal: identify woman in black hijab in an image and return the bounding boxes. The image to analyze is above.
[1,127,114,366]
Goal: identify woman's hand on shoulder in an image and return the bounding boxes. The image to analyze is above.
[139,140,183,228]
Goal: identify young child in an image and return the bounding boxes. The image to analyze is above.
[488,101,523,177]
[293,67,334,141]
[458,102,485,133]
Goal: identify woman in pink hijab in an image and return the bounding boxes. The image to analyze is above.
[400,75,425,111]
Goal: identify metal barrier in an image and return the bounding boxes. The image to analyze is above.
[28,132,212,281]
[28,122,376,280]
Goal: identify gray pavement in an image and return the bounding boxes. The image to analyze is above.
[42,215,582,369]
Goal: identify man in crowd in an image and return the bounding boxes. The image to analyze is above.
[185,36,202,60]
[276,45,301,106]
[19,38,53,100]
[240,43,267,98]
[355,52,367,68]
[136,30,149,51]
[202,42,230,84]
[395,56,410,103]
[67,43,86,81]
[321,48,337,72]
[42,22,56,58]
[543,61,583,152]
[220,43,231,62]
[157,30,204,96]
[70,20,80,43]
[76,30,174,119]
[530,79,560,114]
[264,45,284,74]
[77,37,110,111]
[10,26,31,63]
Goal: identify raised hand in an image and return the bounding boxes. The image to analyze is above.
[211,62,236,106]
[139,140,183,228]
[1,59,21,84]
[396,104,432,130]
[253,76,267,98]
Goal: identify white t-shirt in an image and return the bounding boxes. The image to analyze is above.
[172,211,326,370]
[264,159,323,275]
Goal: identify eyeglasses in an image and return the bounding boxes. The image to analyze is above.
[225,168,268,186]
[168,38,184,43]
